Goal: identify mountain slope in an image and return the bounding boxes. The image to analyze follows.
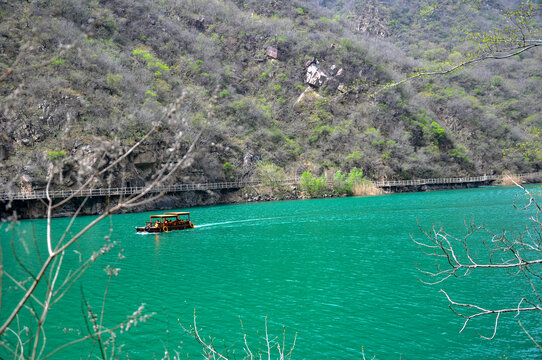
[0,0,540,194]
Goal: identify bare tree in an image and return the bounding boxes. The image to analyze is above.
[413,177,542,347]
[0,89,203,358]
[179,310,297,360]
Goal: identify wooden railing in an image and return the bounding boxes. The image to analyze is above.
[0,181,258,201]
[1,172,539,201]
[375,174,499,187]
[375,172,539,187]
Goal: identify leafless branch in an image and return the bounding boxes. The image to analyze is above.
[0,111,201,337]
[440,290,541,339]
[179,310,229,360]
[179,311,296,360]
[370,43,541,98]
[518,320,542,352]
[240,318,254,360]
[361,346,376,360]
[42,302,152,360]
[416,182,542,341]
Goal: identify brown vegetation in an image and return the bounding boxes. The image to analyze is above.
[498,172,522,186]
[352,182,384,196]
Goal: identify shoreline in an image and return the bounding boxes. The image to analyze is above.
[4,178,540,220]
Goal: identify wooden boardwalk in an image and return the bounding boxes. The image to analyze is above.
[375,174,500,188]
[0,173,538,202]
[0,181,258,201]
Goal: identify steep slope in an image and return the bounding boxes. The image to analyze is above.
[0,0,540,196]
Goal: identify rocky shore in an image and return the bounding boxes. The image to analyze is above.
[0,188,307,220]
[6,179,537,220]
[5,171,542,220]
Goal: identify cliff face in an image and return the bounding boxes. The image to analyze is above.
[1,0,540,210]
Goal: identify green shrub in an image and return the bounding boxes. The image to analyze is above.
[256,161,286,189]
[145,90,157,98]
[51,57,66,66]
[333,170,352,195]
[106,73,123,88]
[448,146,472,163]
[133,48,170,72]
[430,121,446,141]
[47,150,67,160]
[422,47,447,62]
[345,150,364,164]
[300,171,328,196]
[347,167,366,186]
[223,162,237,180]
[491,75,504,87]
[330,168,368,195]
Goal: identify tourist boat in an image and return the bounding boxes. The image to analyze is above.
[136,212,194,233]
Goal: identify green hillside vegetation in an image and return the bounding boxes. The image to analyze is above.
[0,0,541,194]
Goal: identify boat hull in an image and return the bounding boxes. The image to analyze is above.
[135,222,194,233]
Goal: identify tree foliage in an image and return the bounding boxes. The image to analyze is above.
[300,171,328,196]
[256,161,286,189]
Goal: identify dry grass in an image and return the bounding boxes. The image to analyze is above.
[353,182,384,196]
[498,173,522,186]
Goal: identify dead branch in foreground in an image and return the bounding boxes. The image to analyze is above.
[414,178,542,342]
[179,310,297,360]
[0,91,203,359]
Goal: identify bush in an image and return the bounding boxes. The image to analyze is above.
[347,167,366,186]
[430,121,447,143]
[300,171,328,196]
[330,168,375,196]
[223,162,237,180]
[333,170,352,195]
[256,161,286,189]
[47,150,67,160]
[345,150,364,163]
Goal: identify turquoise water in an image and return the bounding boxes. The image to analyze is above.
[2,186,542,359]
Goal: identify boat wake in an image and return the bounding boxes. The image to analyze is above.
[195,217,282,229]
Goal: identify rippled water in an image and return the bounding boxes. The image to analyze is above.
[3,186,542,359]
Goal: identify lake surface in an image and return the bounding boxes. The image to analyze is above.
[2,186,542,359]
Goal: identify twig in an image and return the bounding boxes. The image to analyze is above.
[518,320,542,352]
[0,126,201,335]
[179,310,229,360]
[369,43,541,98]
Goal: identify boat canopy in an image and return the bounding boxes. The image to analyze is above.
[164,212,190,216]
[149,212,190,221]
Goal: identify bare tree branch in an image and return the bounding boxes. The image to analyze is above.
[370,43,541,98]
[518,320,542,352]
[416,180,542,341]
[179,311,296,360]
[1,114,202,341]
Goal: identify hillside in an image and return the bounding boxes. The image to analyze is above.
[1,0,541,199]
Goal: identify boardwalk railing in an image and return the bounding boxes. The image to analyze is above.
[0,181,258,201]
[1,172,540,201]
[375,172,541,188]
[375,174,500,187]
